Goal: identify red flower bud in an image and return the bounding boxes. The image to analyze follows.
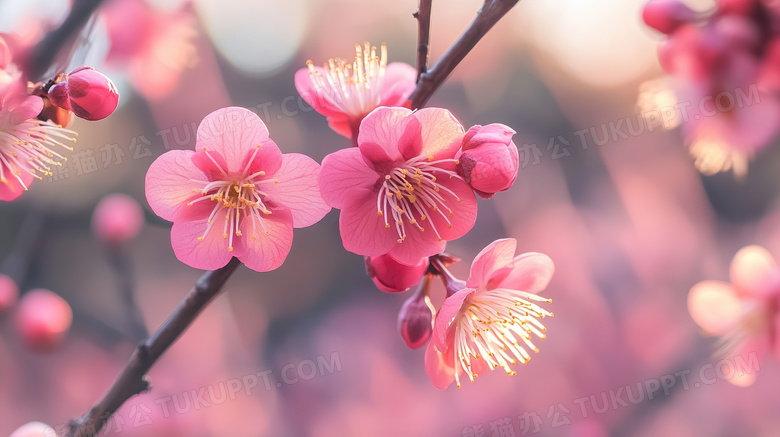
[365,254,428,293]
[397,279,435,349]
[642,0,697,35]
[15,289,73,352]
[92,194,145,244]
[48,66,119,121]
[0,274,18,311]
[457,124,519,199]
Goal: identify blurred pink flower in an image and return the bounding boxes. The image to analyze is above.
[318,106,475,265]
[48,66,119,121]
[688,245,780,386]
[0,273,18,311]
[102,0,197,100]
[295,42,416,140]
[15,289,73,353]
[145,107,329,272]
[365,253,428,293]
[456,123,519,199]
[425,238,554,389]
[9,421,55,437]
[0,78,76,201]
[92,193,145,244]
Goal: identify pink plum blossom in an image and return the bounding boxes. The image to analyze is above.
[92,193,145,244]
[456,124,519,199]
[48,66,119,121]
[688,245,780,386]
[425,238,554,389]
[145,107,330,272]
[365,253,428,293]
[295,42,416,140]
[318,106,477,265]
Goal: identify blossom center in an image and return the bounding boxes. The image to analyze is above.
[188,146,278,253]
[452,289,553,388]
[376,155,462,243]
[0,117,76,189]
[306,42,387,116]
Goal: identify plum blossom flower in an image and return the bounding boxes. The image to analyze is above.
[425,239,554,389]
[145,107,330,272]
[318,106,477,265]
[688,245,780,386]
[0,80,77,201]
[295,42,416,140]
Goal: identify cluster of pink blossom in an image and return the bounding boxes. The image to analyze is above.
[0,34,119,201]
[143,42,553,389]
[643,0,780,175]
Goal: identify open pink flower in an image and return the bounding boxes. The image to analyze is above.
[295,42,416,140]
[688,245,780,386]
[318,106,476,265]
[145,107,330,272]
[425,239,554,389]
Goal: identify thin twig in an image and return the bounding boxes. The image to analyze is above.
[24,0,107,80]
[105,244,148,341]
[410,0,520,109]
[66,258,242,437]
[414,0,433,81]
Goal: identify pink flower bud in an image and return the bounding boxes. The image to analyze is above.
[365,254,428,293]
[10,422,56,437]
[397,283,435,349]
[457,124,519,199]
[48,66,119,121]
[15,289,73,352]
[0,274,19,311]
[642,0,697,35]
[92,194,145,244]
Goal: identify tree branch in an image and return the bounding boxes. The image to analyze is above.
[23,0,107,80]
[410,0,520,109]
[105,244,148,341]
[414,0,433,81]
[66,257,242,437]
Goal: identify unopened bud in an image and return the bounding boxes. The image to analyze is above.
[457,124,519,199]
[92,194,145,244]
[642,0,697,34]
[365,254,428,293]
[0,273,18,311]
[15,289,73,352]
[48,66,119,121]
[398,279,435,349]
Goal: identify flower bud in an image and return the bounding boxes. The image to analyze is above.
[398,281,435,349]
[48,66,119,121]
[92,194,145,244]
[15,289,73,352]
[365,254,428,293]
[717,0,757,16]
[10,422,56,437]
[642,0,697,35]
[0,274,19,311]
[457,124,519,199]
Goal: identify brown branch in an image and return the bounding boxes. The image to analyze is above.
[66,257,242,437]
[105,244,148,341]
[23,0,107,80]
[410,0,520,109]
[414,0,433,81]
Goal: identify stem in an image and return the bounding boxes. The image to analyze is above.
[410,0,520,109]
[414,0,433,81]
[430,255,465,297]
[24,0,108,80]
[105,244,148,341]
[66,257,242,437]
[0,209,46,285]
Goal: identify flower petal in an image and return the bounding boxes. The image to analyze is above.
[687,280,743,335]
[260,153,330,228]
[145,150,208,221]
[495,252,555,294]
[319,147,377,209]
[387,230,446,266]
[431,288,473,350]
[338,187,397,257]
[425,340,456,390]
[9,96,43,124]
[467,238,517,289]
[169,208,233,270]
[0,160,34,201]
[196,107,271,173]
[414,107,465,160]
[294,66,344,118]
[379,62,416,107]
[729,245,780,298]
[357,106,413,160]
[233,207,294,272]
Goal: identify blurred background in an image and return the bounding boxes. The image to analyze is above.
[2,0,780,435]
